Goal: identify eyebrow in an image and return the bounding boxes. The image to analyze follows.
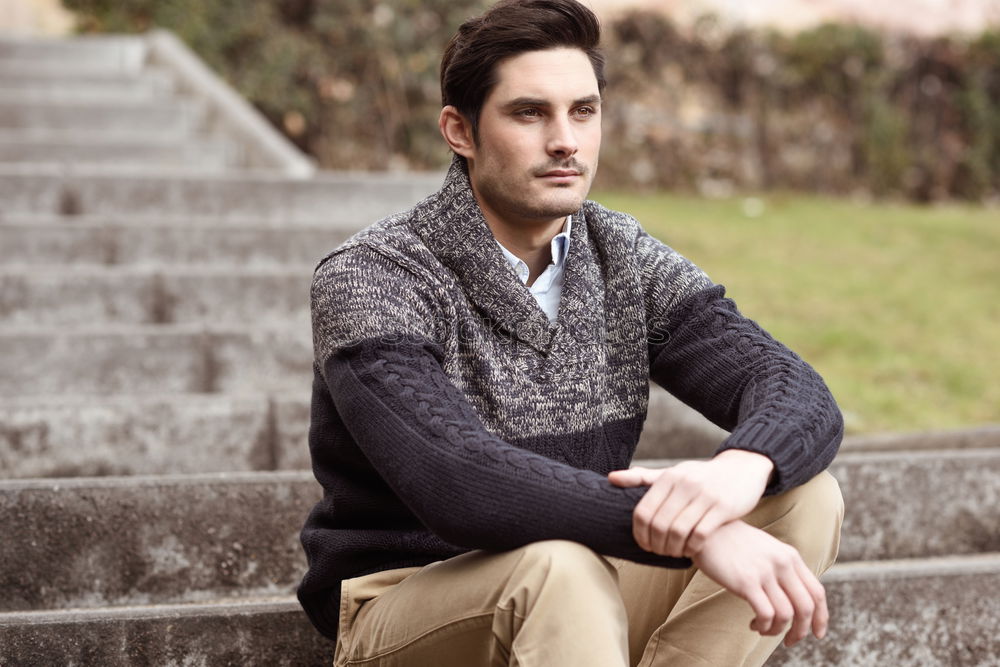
[501,94,602,110]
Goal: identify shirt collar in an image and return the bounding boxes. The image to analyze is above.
[496,215,573,281]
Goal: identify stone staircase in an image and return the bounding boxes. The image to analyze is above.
[1,33,999,666]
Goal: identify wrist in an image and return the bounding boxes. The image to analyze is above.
[714,448,775,485]
[688,519,751,558]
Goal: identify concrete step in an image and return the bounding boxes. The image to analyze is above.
[0,67,171,89]
[770,554,1000,666]
[0,325,312,396]
[0,390,710,478]
[0,60,144,80]
[0,99,204,132]
[0,598,334,667]
[0,219,350,266]
[0,136,230,169]
[0,127,189,143]
[0,267,311,326]
[1,555,998,666]
[0,36,146,70]
[838,423,1000,453]
[0,164,443,221]
[0,472,319,612]
[0,71,173,97]
[2,448,998,610]
[0,393,311,479]
[0,83,167,105]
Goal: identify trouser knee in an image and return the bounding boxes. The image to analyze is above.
[495,540,630,665]
[753,471,844,574]
[512,539,620,587]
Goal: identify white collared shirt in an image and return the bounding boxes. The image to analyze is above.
[495,216,572,322]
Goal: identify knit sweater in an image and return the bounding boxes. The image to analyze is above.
[297,157,844,641]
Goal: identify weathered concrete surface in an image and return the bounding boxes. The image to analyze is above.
[0,100,203,132]
[0,85,160,104]
[832,449,1000,560]
[144,28,315,176]
[636,388,728,459]
[0,599,333,667]
[4,450,999,607]
[642,447,1000,561]
[0,267,312,325]
[770,555,1000,666]
[1,557,998,666]
[0,325,312,395]
[0,136,229,169]
[0,473,319,611]
[0,57,143,80]
[1,70,161,97]
[0,164,443,220]
[840,423,1000,452]
[0,35,146,67]
[0,390,726,477]
[0,394,283,478]
[0,219,352,266]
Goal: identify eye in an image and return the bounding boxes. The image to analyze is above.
[516,108,541,118]
[575,106,596,118]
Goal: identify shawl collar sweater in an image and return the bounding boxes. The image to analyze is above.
[298,157,843,641]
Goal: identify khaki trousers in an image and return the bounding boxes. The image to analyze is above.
[333,471,844,667]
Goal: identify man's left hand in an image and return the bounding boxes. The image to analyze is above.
[608,449,775,557]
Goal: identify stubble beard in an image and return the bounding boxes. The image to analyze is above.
[476,159,594,223]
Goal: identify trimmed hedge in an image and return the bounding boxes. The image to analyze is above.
[64,0,1000,201]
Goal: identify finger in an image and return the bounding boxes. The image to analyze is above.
[631,474,676,551]
[793,557,829,639]
[744,585,775,635]
[608,466,659,488]
[663,497,712,557]
[645,482,696,555]
[760,577,794,636]
[776,558,816,647]
[685,506,730,555]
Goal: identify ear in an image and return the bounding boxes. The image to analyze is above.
[439,105,476,159]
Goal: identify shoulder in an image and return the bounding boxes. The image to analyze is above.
[313,205,444,294]
[581,199,699,267]
[581,200,715,315]
[310,213,446,367]
[309,198,449,327]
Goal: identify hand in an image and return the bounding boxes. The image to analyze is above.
[692,520,829,646]
[608,449,774,557]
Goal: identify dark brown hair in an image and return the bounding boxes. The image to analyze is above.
[440,0,606,141]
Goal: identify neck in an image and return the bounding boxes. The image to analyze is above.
[467,179,566,285]
[484,212,565,286]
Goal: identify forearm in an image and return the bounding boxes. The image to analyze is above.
[651,285,843,494]
[327,336,691,568]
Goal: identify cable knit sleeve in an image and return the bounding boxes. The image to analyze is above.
[637,231,843,495]
[312,244,691,568]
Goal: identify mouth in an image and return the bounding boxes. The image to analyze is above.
[538,170,582,183]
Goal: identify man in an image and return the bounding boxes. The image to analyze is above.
[298,1,844,665]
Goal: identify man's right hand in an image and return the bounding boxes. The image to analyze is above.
[690,520,829,647]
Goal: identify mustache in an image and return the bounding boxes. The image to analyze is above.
[532,159,588,176]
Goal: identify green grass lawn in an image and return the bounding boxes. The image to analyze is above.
[592,190,1000,435]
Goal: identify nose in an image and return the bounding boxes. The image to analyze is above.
[546,115,578,160]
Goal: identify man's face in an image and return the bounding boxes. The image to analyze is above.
[463,47,602,230]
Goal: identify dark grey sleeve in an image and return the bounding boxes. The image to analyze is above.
[325,334,692,568]
[649,284,843,494]
[634,228,842,494]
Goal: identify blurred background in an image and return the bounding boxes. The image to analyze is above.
[2,2,999,664]
[8,0,993,434]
